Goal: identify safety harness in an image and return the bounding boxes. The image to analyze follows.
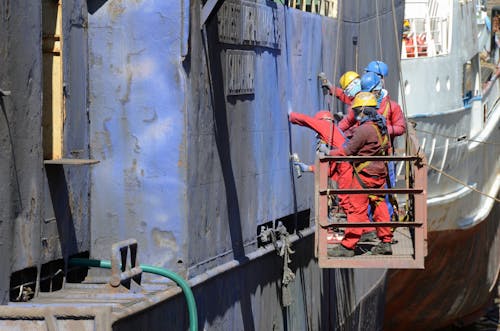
[352,121,399,220]
[352,123,389,207]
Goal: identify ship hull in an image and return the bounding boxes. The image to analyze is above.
[385,202,500,330]
[386,1,500,328]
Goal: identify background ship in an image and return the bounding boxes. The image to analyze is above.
[385,0,500,329]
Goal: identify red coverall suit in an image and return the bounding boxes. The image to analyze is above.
[288,111,353,214]
[330,121,393,249]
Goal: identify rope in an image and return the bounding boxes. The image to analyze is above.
[389,0,408,120]
[328,0,343,145]
[414,126,500,146]
[375,0,384,60]
[389,0,415,208]
[426,163,500,203]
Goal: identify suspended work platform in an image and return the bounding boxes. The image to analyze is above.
[314,128,428,269]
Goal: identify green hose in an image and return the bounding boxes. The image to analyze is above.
[69,258,198,331]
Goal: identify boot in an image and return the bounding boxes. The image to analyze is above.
[370,242,392,255]
[359,230,378,243]
[327,244,355,257]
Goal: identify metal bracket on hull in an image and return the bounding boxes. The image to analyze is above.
[110,239,143,292]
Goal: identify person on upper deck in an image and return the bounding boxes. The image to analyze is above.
[322,92,393,257]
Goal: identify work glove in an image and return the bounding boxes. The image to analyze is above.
[317,143,331,155]
[318,72,333,93]
[293,161,311,172]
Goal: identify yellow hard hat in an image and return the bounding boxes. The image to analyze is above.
[404,19,410,28]
[351,92,377,109]
[339,71,360,90]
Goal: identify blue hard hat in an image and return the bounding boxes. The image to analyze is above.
[364,60,389,77]
[360,72,382,92]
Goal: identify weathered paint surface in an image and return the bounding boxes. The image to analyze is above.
[88,1,189,271]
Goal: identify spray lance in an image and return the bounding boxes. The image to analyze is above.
[287,100,302,178]
[290,153,302,178]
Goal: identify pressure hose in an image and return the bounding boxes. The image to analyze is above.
[69,258,198,331]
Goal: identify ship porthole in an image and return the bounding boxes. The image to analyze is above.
[404,80,410,95]
[446,76,451,90]
[435,78,441,92]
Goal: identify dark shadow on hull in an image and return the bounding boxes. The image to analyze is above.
[203,14,255,331]
[45,165,79,268]
[87,0,108,15]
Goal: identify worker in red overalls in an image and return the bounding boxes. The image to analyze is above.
[288,109,353,217]
[296,70,378,240]
[323,92,393,257]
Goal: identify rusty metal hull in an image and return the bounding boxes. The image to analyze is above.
[384,203,500,330]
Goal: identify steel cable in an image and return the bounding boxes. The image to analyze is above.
[425,163,500,203]
[414,126,500,146]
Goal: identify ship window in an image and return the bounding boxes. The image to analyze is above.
[42,0,64,160]
[284,0,337,18]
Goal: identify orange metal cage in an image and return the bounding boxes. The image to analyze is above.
[314,129,427,269]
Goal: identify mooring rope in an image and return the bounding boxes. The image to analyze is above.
[414,126,500,146]
[426,163,500,203]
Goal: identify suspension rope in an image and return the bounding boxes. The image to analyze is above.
[390,0,408,121]
[426,163,500,203]
[328,0,343,144]
[375,0,384,60]
[414,126,500,146]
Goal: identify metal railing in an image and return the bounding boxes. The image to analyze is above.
[314,127,428,269]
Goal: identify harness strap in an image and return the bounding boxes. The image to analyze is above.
[353,123,388,173]
[382,98,390,118]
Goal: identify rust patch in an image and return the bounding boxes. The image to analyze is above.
[151,228,177,251]
[108,0,125,22]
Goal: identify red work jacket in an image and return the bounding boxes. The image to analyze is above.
[338,94,406,139]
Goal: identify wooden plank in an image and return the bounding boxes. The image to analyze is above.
[42,0,64,160]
